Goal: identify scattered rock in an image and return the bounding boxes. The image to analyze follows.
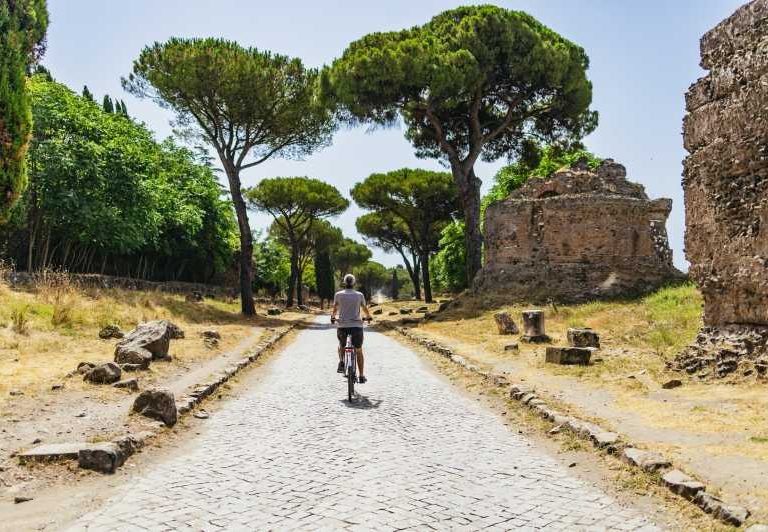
[204,337,219,350]
[132,388,177,427]
[567,328,600,348]
[621,447,671,472]
[115,320,182,366]
[437,300,451,312]
[545,347,593,365]
[78,443,126,474]
[51,383,64,391]
[695,492,750,527]
[119,363,144,372]
[662,379,683,390]
[493,312,519,335]
[267,307,282,316]
[83,362,122,384]
[503,343,519,352]
[298,304,310,312]
[399,308,413,315]
[373,308,383,315]
[388,312,398,316]
[113,378,139,392]
[416,306,428,312]
[193,410,209,419]
[662,469,705,499]
[9,390,23,396]
[14,496,33,504]
[200,329,221,340]
[184,290,204,303]
[18,442,88,464]
[76,362,96,374]
[98,324,124,340]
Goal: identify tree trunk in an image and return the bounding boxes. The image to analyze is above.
[453,166,483,287]
[224,166,256,315]
[287,247,299,307]
[296,264,304,306]
[397,248,421,300]
[421,252,433,303]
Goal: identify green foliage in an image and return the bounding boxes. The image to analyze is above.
[124,37,337,313]
[81,85,94,102]
[431,221,467,293]
[352,167,459,301]
[2,76,238,282]
[353,260,388,302]
[102,94,114,113]
[331,238,371,280]
[252,233,290,295]
[327,5,597,282]
[314,249,335,302]
[0,0,49,221]
[485,144,602,205]
[124,37,335,167]
[247,176,347,305]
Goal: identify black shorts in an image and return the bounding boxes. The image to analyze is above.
[337,327,364,348]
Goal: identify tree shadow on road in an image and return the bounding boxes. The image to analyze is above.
[341,394,383,410]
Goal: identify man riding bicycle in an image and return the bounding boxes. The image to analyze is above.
[331,274,373,383]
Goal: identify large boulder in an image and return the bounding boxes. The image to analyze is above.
[115,320,183,366]
[132,388,177,427]
[84,362,122,384]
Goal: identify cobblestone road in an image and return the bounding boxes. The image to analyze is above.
[72,320,658,531]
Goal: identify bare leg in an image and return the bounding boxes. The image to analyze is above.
[356,347,365,378]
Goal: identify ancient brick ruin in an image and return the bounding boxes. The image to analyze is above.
[475,159,683,302]
[673,0,768,379]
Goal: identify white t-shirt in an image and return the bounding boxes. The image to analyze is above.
[334,289,366,328]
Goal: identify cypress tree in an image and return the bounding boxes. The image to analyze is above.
[119,99,128,117]
[102,94,114,113]
[81,85,94,102]
[0,0,49,222]
[314,250,335,308]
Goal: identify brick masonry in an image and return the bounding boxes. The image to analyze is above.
[475,159,684,302]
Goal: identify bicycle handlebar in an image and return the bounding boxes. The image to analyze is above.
[330,316,373,323]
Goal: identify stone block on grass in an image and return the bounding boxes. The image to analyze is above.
[545,346,593,365]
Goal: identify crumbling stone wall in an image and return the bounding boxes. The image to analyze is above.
[475,159,683,302]
[673,0,768,379]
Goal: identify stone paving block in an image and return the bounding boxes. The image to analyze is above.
[69,318,659,531]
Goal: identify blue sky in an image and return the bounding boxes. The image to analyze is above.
[44,0,744,269]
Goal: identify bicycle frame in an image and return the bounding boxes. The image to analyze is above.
[344,334,356,401]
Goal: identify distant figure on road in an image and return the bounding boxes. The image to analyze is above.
[331,274,373,383]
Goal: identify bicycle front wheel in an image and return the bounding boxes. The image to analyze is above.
[347,364,355,402]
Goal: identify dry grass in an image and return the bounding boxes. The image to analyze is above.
[0,274,293,400]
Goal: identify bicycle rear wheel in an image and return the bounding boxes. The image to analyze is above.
[347,358,355,402]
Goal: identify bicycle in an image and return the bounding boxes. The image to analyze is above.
[331,316,371,402]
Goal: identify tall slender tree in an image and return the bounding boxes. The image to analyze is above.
[81,85,94,102]
[102,94,114,113]
[124,38,335,315]
[326,5,596,285]
[247,176,347,306]
[0,0,48,221]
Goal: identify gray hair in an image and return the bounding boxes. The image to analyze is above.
[343,274,355,288]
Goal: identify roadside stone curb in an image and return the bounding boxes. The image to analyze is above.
[394,326,752,528]
[19,324,296,476]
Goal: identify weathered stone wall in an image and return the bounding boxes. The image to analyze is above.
[475,160,683,302]
[673,0,768,379]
